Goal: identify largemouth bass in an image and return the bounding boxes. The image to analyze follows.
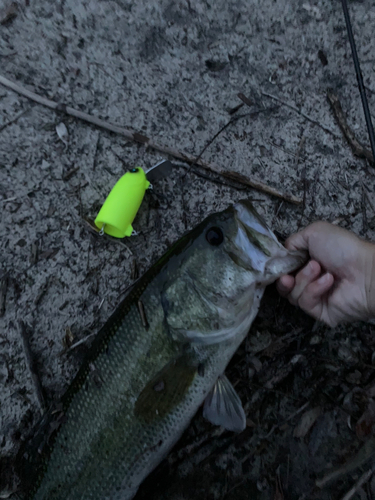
[18,200,306,500]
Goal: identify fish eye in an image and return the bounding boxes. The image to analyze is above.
[206,227,224,246]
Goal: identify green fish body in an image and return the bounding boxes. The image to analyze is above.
[18,200,306,500]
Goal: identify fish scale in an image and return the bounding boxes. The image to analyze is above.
[32,298,176,499]
[18,200,307,500]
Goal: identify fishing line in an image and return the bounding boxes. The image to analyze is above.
[341,0,375,164]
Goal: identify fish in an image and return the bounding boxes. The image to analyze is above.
[17,199,307,500]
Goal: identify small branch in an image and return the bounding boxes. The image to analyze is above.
[237,92,253,108]
[221,171,301,205]
[341,467,375,500]
[262,91,339,137]
[327,89,374,164]
[0,274,8,317]
[190,117,237,170]
[316,436,375,488]
[60,331,97,355]
[189,106,278,171]
[191,111,263,168]
[340,0,375,165]
[18,321,46,413]
[0,74,302,205]
[0,107,29,132]
[265,400,309,439]
[177,163,247,190]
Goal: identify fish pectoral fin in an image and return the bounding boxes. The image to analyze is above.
[203,375,246,433]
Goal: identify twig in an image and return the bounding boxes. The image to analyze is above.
[18,321,46,413]
[92,132,100,171]
[268,140,298,159]
[237,92,253,107]
[1,196,17,203]
[60,331,97,355]
[265,401,310,439]
[341,0,375,165]
[221,171,301,204]
[316,436,375,488]
[0,107,29,131]
[182,163,247,190]
[341,467,375,500]
[274,471,285,500]
[0,74,302,205]
[62,166,80,180]
[223,478,247,498]
[261,91,339,137]
[189,118,236,171]
[34,279,50,306]
[190,109,272,168]
[0,275,8,317]
[228,102,244,115]
[327,89,374,163]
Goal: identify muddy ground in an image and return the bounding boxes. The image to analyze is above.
[1,0,375,498]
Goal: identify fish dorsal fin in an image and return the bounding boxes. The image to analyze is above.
[203,375,246,432]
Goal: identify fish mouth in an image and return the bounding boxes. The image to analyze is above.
[227,199,277,273]
[234,199,278,243]
[230,199,308,279]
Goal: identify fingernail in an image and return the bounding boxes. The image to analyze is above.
[317,273,329,284]
[302,262,312,276]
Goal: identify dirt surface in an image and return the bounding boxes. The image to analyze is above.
[1,0,375,498]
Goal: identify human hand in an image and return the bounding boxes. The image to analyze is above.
[276,222,375,327]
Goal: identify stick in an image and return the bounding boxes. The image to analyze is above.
[237,92,253,108]
[0,107,29,131]
[265,401,310,439]
[316,436,375,488]
[60,331,97,355]
[0,275,8,317]
[221,171,301,204]
[341,467,375,500]
[341,0,375,165]
[18,321,46,413]
[261,91,339,137]
[327,89,374,164]
[0,74,302,205]
[187,106,278,172]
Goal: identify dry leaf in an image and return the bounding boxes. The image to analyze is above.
[293,407,322,438]
[56,122,69,146]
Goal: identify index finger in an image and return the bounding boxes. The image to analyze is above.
[284,228,310,252]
